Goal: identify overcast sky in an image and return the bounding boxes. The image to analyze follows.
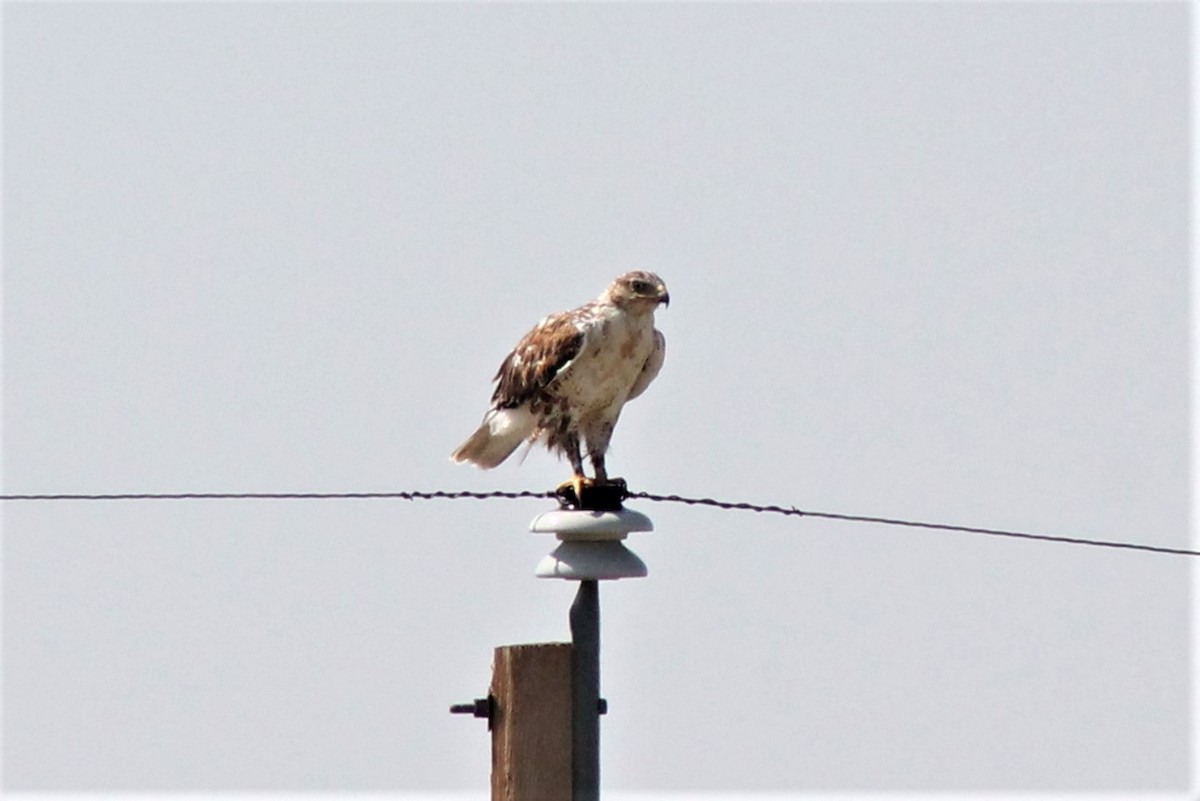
[2,2,1192,796]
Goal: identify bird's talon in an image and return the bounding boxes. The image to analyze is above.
[554,475,626,512]
[555,475,592,509]
[556,475,593,495]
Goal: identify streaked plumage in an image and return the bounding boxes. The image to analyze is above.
[451,271,669,484]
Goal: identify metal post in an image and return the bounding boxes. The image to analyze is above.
[530,505,651,800]
[454,506,651,796]
[570,579,600,800]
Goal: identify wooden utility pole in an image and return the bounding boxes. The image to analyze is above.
[490,643,572,800]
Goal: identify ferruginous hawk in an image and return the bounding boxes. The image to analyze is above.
[451,271,669,496]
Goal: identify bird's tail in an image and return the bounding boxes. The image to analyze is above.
[450,406,537,468]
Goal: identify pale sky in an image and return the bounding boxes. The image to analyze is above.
[2,2,1191,794]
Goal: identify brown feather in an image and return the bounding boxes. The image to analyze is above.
[492,313,585,409]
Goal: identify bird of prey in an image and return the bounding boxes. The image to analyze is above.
[452,271,669,497]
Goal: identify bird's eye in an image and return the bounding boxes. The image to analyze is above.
[631,280,651,294]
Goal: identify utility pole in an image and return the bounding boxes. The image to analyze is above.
[453,488,652,800]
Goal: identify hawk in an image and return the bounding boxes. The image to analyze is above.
[452,271,669,496]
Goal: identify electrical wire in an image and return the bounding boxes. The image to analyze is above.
[626,491,1198,557]
[1,487,1194,558]
[0,490,549,502]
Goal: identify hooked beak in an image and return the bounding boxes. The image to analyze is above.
[658,289,670,308]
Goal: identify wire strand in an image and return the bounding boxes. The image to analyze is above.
[625,491,1198,558]
[1,488,1194,558]
[0,490,553,502]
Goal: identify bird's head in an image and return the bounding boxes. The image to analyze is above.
[604,271,670,312]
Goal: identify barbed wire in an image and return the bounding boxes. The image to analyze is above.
[625,491,1198,557]
[0,490,552,502]
[1,487,1195,558]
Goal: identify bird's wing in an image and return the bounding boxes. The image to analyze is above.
[491,312,586,409]
[626,328,665,402]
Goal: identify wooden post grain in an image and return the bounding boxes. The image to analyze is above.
[491,642,573,801]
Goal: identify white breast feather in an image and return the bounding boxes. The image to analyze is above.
[554,306,657,423]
